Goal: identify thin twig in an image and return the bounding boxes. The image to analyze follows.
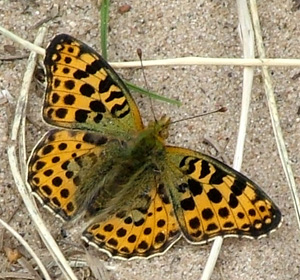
[18,257,43,280]
[0,272,35,279]
[1,25,300,68]
[0,54,29,61]
[203,135,230,165]
[0,26,45,56]
[0,219,49,280]
[7,27,78,280]
[201,1,255,279]
[110,57,300,68]
[250,0,299,226]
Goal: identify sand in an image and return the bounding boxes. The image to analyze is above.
[0,1,300,279]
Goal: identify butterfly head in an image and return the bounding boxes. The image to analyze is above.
[147,115,171,141]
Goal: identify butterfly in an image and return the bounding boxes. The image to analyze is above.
[27,34,282,260]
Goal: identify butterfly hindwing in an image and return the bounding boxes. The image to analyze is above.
[43,34,143,136]
[82,170,181,259]
[165,146,282,243]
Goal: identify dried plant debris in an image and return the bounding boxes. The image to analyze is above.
[292,0,300,11]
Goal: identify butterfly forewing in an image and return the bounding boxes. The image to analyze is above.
[43,34,143,136]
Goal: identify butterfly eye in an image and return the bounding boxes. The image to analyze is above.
[157,115,170,140]
[159,128,169,140]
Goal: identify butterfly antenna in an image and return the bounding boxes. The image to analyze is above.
[170,106,227,125]
[137,48,157,122]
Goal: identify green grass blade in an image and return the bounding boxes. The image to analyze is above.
[100,0,110,59]
[99,0,179,106]
[125,81,181,106]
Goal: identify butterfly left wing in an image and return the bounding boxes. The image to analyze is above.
[82,167,181,260]
[164,146,282,243]
[43,34,143,136]
[28,34,145,221]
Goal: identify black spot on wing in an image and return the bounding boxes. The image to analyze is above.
[99,73,114,93]
[202,208,214,220]
[80,84,95,97]
[228,193,239,208]
[86,60,102,75]
[231,179,247,196]
[209,168,227,185]
[89,100,105,113]
[64,94,75,105]
[82,133,108,145]
[180,197,195,211]
[75,109,89,122]
[73,69,89,79]
[199,160,210,179]
[111,102,128,116]
[207,189,222,203]
[188,179,203,196]
[105,90,124,102]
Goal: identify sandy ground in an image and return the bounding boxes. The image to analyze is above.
[0,1,300,279]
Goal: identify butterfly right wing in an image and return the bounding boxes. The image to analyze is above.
[43,34,144,136]
[164,146,282,244]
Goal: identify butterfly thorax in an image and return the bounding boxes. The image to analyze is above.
[128,115,170,159]
[84,116,171,217]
